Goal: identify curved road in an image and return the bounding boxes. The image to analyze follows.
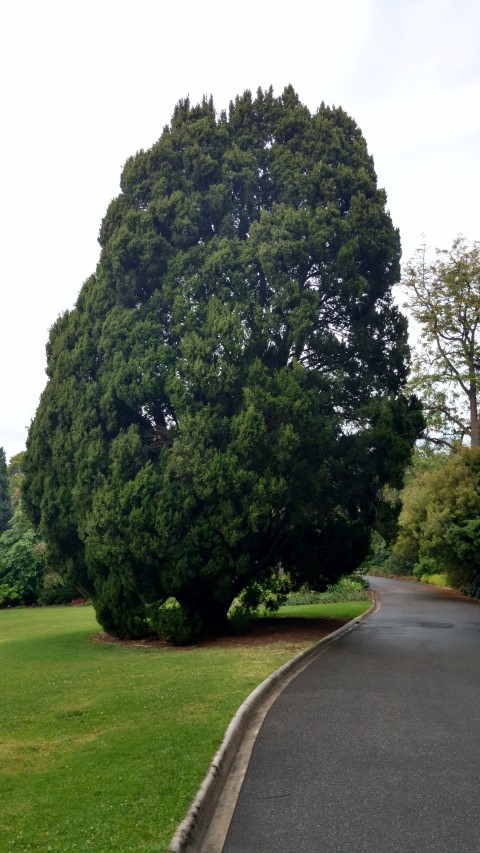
[222,577,480,852]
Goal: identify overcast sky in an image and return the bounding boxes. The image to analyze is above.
[1,0,479,462]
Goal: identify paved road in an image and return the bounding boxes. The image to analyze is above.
[222,578,480,853]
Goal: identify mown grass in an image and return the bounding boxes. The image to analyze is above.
[1,600,369,853]
[275,601,370,620]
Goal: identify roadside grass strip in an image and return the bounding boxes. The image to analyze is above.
[274,602,370,620]
[0,601,369,852]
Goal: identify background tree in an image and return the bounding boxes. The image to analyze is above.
[0,448,13,534]
[404,236,480,448]
[0,451,72,608]
[23,87,422,638]
[394,446,480,595]
[0,507,45,607]
[8,451,25,508]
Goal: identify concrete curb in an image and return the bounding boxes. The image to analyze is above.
[167,599,376,853]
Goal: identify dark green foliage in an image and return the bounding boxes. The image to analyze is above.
[362,530,392,568]
[373,484,402,545]
[238,570,292,613]
[23,87,422,638]
[227,604,259,635]
[461,576,480,599]
[0,448,13,534]
[148,602,202,645]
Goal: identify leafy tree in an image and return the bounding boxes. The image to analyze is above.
[0,507,45,606]
[0,452,54,608]
[0,505,76,607]
[8,451,25,507]
[394,446,480,591]
[23,87,422,638]
[0,447,13,534]
[404,236,480,448]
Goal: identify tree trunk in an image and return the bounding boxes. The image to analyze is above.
[180,591,232,635]
[469,381,480,447]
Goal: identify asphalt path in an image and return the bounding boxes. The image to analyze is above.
[222,577,480,853]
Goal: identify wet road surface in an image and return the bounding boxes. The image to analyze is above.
[222,577,480,852]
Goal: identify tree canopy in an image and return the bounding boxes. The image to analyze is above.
[404,236,480,448]
[8,451,25,508]
[0,507,45,607]
[394,446,480,593]
[23,87,422,638]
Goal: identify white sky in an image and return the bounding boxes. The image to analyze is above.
[1,0,479,462]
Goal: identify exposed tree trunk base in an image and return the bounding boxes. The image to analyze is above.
[180,594,232,636]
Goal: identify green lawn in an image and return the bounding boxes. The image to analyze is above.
[0,600,369,853]
[274,601,370,620]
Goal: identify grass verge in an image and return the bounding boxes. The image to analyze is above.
[1,600,369,853]
[274,601,370,620]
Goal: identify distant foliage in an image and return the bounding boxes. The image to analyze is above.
[362,530,414,577]
[418,572,450,588]
[0,508,45,606]
[0,506,78,608]
[286,574,368,604]
[363,531,392,568]
[404,237,480,448]
[0,448,13,535]
[394,446,480,588]
[8,451,25,508]
[0,452,78,608]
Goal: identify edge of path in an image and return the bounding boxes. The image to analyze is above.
[167,594,380,853]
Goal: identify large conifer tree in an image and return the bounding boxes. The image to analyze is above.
[24,87,422,637]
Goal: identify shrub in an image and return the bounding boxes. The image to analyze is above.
[286,574,368,605]
[413,555,438,579]
[148,602,202,645]
[461,576,480,599]
[285,585,325,605]
[227,604,259,635]
[237,572,292,614]
[0,583,21,608]
[318,576,369,603]
[420,572,450,587]
[39,571,74,606]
